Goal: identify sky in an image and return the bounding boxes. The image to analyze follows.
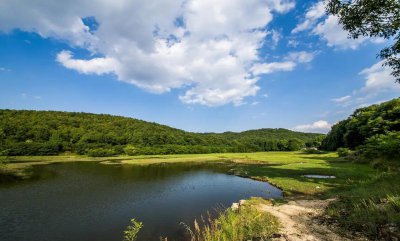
[0,0,399,134]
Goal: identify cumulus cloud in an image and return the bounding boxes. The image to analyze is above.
[313,15,365,49]
[56,50,119,75]
[0,0,296,106]
[292,1,377,50]
[293,120,331,133]
[359,60,400,93]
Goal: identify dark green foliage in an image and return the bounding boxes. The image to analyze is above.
[86,148,116,157]
[321,98,400,152]
[327,0,400,82]
[286,139,304,151]
[337,147,351,157]
[0,110,323,156]
[361,132,400,166]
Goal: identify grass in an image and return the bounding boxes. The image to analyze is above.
[326,172,400,239]
[184,204,279,241]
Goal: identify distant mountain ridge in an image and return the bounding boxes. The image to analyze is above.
[0,109,323,156]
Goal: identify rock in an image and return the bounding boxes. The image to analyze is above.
[239,199,246,206]
[231,202,239,210]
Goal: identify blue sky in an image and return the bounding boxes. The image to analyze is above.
[0,0,399,133]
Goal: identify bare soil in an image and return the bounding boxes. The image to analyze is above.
[259,199,367,241]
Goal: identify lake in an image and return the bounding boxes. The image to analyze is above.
[0,161,282,241]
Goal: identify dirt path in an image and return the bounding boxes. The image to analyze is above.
[258,199,364,241]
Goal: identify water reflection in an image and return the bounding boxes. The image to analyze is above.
[0,162,282,241]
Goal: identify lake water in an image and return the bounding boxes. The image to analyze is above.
[0,162,282,241]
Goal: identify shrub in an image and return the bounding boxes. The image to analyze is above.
[185,205,279,241]
[3,142,62,156]
[302,148,325,154]
[86,148,115,157]
[123,219,143,241]
[337,147,352,157]
[361,132,400,162]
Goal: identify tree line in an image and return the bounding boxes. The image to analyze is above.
[321,98,400,165]
[0,110,323,156]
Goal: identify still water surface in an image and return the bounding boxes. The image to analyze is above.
[0,162,282,241]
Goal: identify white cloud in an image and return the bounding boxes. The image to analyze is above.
[0,0,296,107]
[287,39,299,47]
[269,29,282,48]
[331,95,351,103]
[251,61,296,75]
[251,50,315,75]
[286,51,315,63]
[331,61,400,108]
[267,0,295,13]
[292,1,377,50]
[293,120,331,133]
[251,101,259,106]
[56,50,119,76]
[313,15,365,50]
[292,1,325,33]
[359,60,400,93]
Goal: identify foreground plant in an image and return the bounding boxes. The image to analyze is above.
[327,173,400,239]
[123,218,143,241]
[184,205,279,241]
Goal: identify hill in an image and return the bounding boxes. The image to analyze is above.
[0,110,323,156]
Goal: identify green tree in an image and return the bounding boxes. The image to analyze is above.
[123,145,137,155]
[287,139,303,151]
[322,98,400,151]
[327,0,400,82]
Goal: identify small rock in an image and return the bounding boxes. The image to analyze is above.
[239,199,246,206]
[231,202,239,210]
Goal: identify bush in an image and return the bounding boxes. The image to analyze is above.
[337,147,352,157]
[3,142,62,156]
[302,148,325,154]
[361,132,400,162]
[185,205,279,241]
[86,148,115,157]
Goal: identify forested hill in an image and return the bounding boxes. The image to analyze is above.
[0,110,323,156]
[321,98,400,165]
